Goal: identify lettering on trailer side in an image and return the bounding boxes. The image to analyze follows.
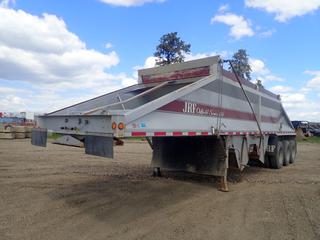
[183,102,197,114]
[159,100,281,123]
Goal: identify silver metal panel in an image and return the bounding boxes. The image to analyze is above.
[125,74,219,123]
[37,115,113,136]
[139,56,219,83]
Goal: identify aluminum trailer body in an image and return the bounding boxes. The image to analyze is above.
[32,56,296,190]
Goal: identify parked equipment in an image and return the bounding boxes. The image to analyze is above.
[292,121,320,137]
[31,56,296,191]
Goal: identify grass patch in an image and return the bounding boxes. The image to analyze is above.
[297,136,320,144]
[124,137,146,141]
[48,132,61,140]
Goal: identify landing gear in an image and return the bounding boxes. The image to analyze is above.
[153,167,161,177]
[218,175,229,192]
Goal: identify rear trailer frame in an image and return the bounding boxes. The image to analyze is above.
[32,56,296,191]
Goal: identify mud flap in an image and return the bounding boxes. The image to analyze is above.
[85,135,113,158]
[31,128,48,147]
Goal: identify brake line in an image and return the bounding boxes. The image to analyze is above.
[224,60,263,137]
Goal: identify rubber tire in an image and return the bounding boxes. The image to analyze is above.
[153,167,161,177]
[282,140,290,166]
[269,141,284,169]
[289,140,297,164]
[264,153,271,168]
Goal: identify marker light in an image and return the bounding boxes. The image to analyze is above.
[111,122,117,130]
[118,122,125,130]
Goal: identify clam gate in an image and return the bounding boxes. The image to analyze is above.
[32,56,296,191]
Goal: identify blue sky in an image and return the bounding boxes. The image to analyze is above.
[0,0,320,121]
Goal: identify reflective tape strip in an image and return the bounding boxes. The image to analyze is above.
[127,131,296,137]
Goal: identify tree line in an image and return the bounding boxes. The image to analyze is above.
[154,32,253,81]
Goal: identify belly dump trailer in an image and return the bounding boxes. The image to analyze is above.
[31,56,296,191]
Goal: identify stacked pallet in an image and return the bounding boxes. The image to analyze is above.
[14,126,27,139]
[0,124,15,139]
[0,124,32,139]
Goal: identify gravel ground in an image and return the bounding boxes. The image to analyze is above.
[0,139,319,240]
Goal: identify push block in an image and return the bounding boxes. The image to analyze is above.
[218,175,229,192]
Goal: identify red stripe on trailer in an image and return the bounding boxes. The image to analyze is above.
[132,132,146,137]
[154,132,166,136]
[173,132,183,136]
[218,131,296,136]
[222,70,257,91]
[158,100,280,123]
[141,66,211,84]
[222,70,279,100]
[129,131,295,137]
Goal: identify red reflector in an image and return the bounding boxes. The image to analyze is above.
[118,122,125,130]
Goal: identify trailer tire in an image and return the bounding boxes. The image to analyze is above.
[264,154,271,168]
[289,140,297,164]
[153,167,161,177]
[282,140,290,166]
[269,141,284,169]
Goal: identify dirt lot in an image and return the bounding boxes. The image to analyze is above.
[0,139,319,240]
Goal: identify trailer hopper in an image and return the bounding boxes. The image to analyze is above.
[32,56,296,191]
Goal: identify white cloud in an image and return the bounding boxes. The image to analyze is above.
[143,56,157,68]
[259,29,276,37]
[0,0,14,8]
[0,95,25,112]
[211,13,254,39]
[269,85,293,93]
[245,0,320,22]
[134,51,230,74]
[218,4,229,13]
[121,77,138,87]
[249,58,284,83]
[99,0,165,7]
[0,6,140,112]
[265,72,320,121]
[0,86,30,94]
[266,85,320,121]
[250,58,269,75]
[185,51,230,61]
[305,70,320,90]
[0,7,121,89]
[105,42,114,49]
[281,92,320,121]
[133,56,157,71]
